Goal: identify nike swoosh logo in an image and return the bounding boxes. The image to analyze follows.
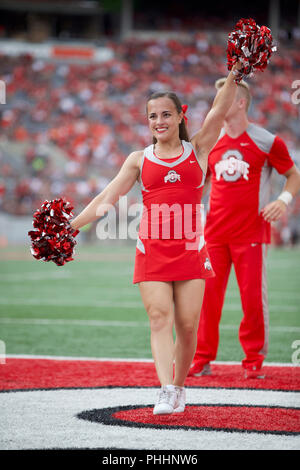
[240,143,250,146]
[190,160,196,163]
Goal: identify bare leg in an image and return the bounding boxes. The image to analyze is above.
[139,281,175,385]
[173,279,205,387]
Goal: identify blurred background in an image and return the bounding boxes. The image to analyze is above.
[0,0,299,247]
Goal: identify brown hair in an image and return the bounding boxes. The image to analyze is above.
[146,91,190,144]
[215,77,252,112]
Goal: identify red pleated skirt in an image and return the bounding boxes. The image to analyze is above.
[133,236,215,284]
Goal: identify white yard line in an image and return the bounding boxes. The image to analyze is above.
[0,298,298,311]
[0,317,299,333]
[0,272,73,281]
[0,317,148,327]
[0,298,143,308]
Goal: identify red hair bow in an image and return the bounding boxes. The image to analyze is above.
[181,104,188,124]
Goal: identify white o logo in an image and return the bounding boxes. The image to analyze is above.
[164,170,181,183]
[221,149,244,182]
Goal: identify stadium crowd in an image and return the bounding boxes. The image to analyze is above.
[0,32,299,244]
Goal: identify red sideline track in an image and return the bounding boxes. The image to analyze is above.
[1,357,300,391]
[1,358,300,439]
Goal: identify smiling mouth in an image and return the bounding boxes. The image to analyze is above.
[155,127,168,133]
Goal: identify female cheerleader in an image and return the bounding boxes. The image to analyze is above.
[70,64,240,414]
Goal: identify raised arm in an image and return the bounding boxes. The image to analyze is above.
[71,151,142,230]
[191,66,239,168]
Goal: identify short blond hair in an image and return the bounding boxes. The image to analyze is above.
[215,77,252,111]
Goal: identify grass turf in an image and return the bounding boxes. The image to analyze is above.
[0,243,299,363]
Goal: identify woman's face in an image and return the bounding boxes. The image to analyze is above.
[147,97,183,143]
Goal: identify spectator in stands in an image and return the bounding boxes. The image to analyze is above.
[0,34,299,220]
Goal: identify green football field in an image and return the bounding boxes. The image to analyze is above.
[0,243,299,363]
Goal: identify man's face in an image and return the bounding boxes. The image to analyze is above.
[224,88,247,121]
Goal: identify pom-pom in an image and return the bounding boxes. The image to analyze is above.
[227,18,277,82]
[28,198,79,266]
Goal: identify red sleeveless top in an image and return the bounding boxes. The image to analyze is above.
[139,140,205,240]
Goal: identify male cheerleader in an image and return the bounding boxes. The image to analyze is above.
[189,78,300,379]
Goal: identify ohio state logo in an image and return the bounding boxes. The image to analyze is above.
[164,170,181,183]
[215,150,249,182]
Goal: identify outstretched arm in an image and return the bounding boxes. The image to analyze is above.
[70,151,142,230]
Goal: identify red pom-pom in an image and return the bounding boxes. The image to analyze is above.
[28,198,79,266]
[227,18,277,82]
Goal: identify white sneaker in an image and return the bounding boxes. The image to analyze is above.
[173,386,186,413]
[153,385,177,415]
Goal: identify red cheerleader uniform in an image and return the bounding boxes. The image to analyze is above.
[193,123,295,370]
[133,140,215,283]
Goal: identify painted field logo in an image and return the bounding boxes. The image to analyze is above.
[1,359,300,450]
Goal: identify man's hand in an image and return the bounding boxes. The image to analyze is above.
[261,200,287,222]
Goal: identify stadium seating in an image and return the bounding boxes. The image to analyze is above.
[0,33,299,244]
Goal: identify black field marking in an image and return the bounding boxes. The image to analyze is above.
[76,404,300,436]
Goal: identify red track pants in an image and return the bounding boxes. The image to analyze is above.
[194,242,269,370]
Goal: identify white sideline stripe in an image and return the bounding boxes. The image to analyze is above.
[5,354,154,363]
[0,298,298,311]
[0,272,73,281]
[0,299,143,308]
[0,268,132,282]
[5,354,296,367]
[0,317,148,327]
[0,317,299,333]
